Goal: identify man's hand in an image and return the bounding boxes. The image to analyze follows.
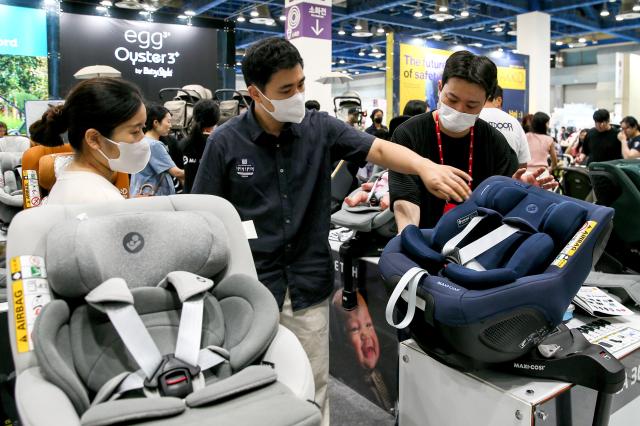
[417,158,471,203]
[513,167,558,190]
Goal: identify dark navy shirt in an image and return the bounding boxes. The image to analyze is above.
[192,107,375,311]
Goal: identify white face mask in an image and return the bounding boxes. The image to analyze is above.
[437,96,479,133]
[98,137,151,174]
[256,87,306,124]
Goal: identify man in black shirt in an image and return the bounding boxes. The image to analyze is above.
[620,115,640,159]
[583,109,622,164]
[192,37,471,424]
[390,50,556,231]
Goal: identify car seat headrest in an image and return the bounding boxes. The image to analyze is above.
[484,186,528,213]
[45,211,230,298]
[541,201,588,247]
[0,136,30,153]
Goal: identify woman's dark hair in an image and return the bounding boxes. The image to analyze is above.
[531,112,550,135]
[0,121,7,131]
[402,100,427,117]
[185,99,220,148]
[521,114,534,133]
[144,104,170,132]
[442,50,497,99]
[621,115,639,129]
[29,78,143,151]
[370,108,383,119]
[242,37,303,90]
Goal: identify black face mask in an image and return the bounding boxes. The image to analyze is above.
[374,117,383,124]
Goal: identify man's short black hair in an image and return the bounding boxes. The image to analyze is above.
[593,109,610,123]
[347,107,359,115]
[621,115,638,129]
[488,85,503,102]
[442,50,497,98]
[305,100,320,111]
[242,37,304,90]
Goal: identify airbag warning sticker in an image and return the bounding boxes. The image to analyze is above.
[11,256,51,353]
[552,221,597,269]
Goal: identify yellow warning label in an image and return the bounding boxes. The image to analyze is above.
[12,281,29,353]
[552,221,597,269]
[10,257,21,276]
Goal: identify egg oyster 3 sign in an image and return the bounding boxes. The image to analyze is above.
[59,13,219,98]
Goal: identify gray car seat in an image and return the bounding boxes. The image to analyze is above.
[331,168,396,239]
[5,195,320,426]
[0,137,30,227]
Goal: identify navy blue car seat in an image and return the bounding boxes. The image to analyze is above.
[380,176,613,366]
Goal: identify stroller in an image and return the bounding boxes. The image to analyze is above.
[159,85,213,139]
[214,89,250,125]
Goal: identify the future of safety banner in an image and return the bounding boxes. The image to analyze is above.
[59,13,220,99]
[388,35,529,121]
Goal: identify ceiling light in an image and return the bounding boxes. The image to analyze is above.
[178,14,187,19]
[236,61,242,66]
[352,19,373,37]
[96,5,107,11]
[100,0,112,6]
[568,43,575,48]
[371,65,378,69]
[355,71,360,75]
[279,15,286,21]
[555,40,564,46]
[377,25,385,34]
[494,25,504,33]
[413,8,423,18]
[512,49,519,53]
[578,37,587,43]
[249,5,275,25]
[358,50,365,57]
[600,3,610,16]
[472,26,485,32]
[432,33,443,40]
[634,3,640,12]
[339,58,346,64]
[338,28,346,35]
[616,15,624,20]
[436,0,449,12]
[371,46,380,53]
[507,24,517,36]
[237,14,246,22]
[184,10,196,16]
[460,9,469,17]
[470,42,483,47]
[143,4,157,11]
[498,47,504,52]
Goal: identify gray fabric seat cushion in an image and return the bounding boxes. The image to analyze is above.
[46,211,230,298]
[71,287,225,393]
[140,382,321,426]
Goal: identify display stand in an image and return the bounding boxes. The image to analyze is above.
[399,313,640,426]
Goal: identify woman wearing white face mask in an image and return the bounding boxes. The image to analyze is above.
[130,104,185,197]
[29,78,149,204]
[390,50,558,232]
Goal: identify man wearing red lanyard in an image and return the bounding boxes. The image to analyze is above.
[390,50,556,232]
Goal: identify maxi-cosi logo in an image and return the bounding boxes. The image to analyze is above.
[513,363,546,371]
[114,29,179,78]
[436,281,461,292]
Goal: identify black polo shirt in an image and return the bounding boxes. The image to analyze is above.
[583,127,622,164]
[192,107,375,311]
[389,112,519,229]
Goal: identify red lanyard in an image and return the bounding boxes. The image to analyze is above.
[434,111,474,185]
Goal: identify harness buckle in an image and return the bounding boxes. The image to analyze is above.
[145,354,201,398]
